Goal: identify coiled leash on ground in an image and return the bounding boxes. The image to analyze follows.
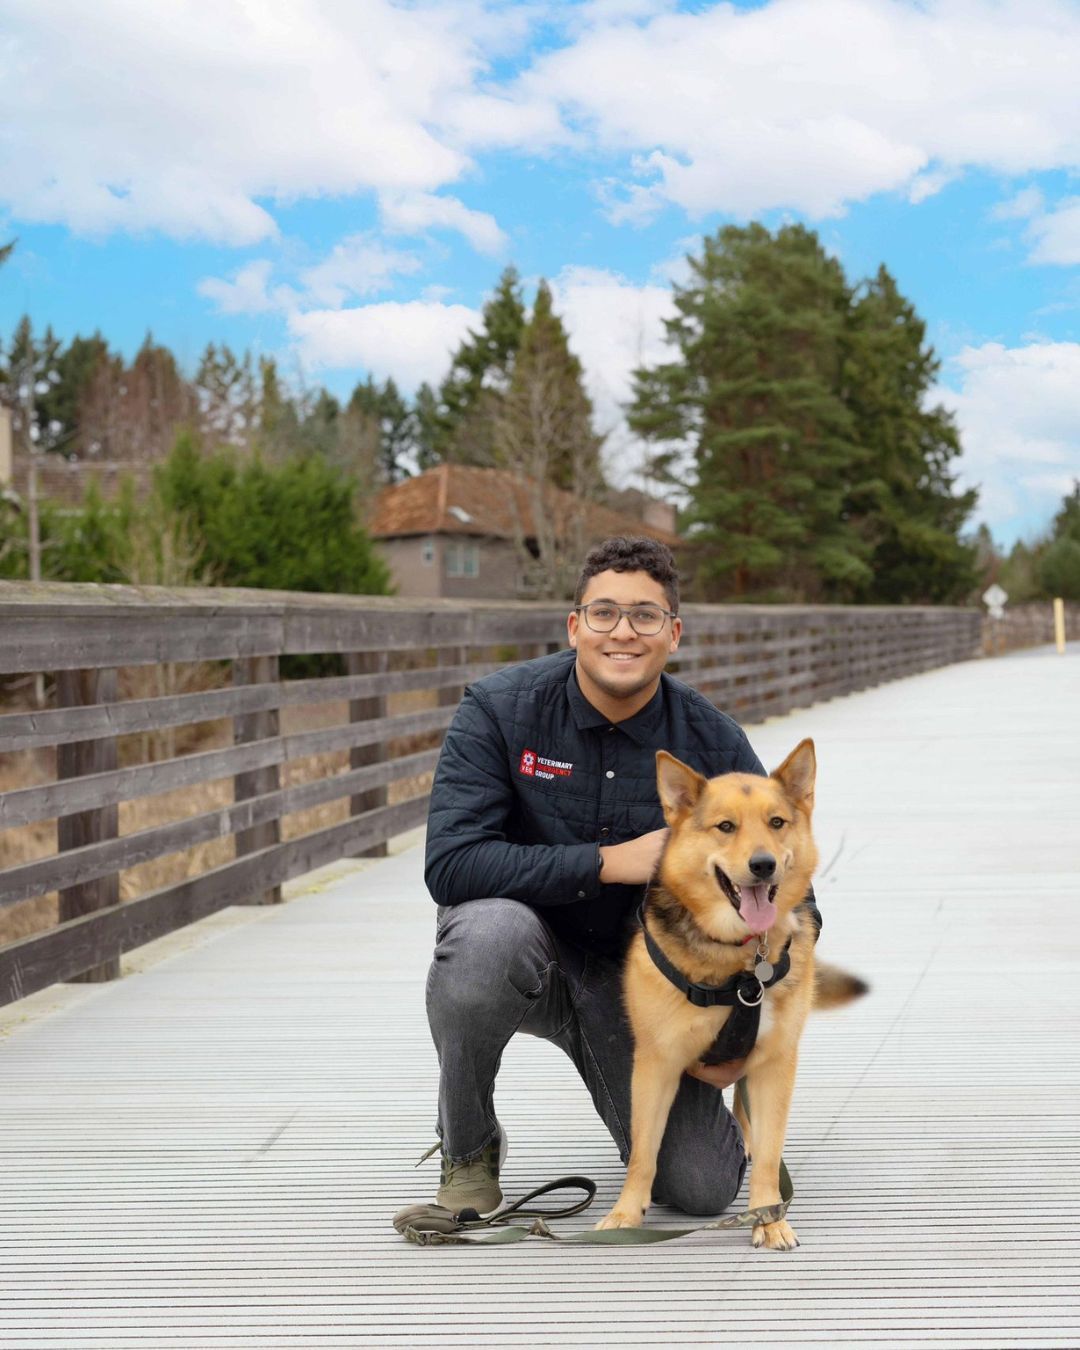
[393,1083,794,1247]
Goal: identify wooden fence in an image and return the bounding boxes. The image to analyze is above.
[982,599,1079,654]
[0,581,981,1007]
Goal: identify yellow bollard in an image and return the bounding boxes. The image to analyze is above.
[1053,597,1066,654]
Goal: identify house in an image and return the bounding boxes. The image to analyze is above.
[368,463,679,599]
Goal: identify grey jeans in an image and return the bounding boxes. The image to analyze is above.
[425,896,747,1215]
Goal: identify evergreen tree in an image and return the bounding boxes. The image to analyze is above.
[499,280,603,495]
[631,224,871,601]
[347,376,414,483]
[155,432,390,596]
[0,316,64,452]
[430,266,527,465]
[254,356,301,462]
[1036,480,1080,599]
[496,280,605,596]
[1049,479,1080,544]
[413,381,443,471]
[842,267,977,602]
[36,332,111,455]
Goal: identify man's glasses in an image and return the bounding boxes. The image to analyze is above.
[575,602,676,637]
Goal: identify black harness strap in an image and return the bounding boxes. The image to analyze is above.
[637,904,793,1065]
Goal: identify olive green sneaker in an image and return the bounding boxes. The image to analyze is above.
[425,1126,508,1217]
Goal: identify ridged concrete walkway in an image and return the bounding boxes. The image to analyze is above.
[1,644,1078,1348]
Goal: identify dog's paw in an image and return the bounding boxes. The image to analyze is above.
[751,1219,800,1251]
[594,1208,644,1231]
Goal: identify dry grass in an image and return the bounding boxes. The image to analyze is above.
[0,675,437,949]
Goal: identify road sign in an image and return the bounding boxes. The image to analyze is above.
[982,583,1007,620]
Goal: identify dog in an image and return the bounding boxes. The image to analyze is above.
[596,739,867,1249]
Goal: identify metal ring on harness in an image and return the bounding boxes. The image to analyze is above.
[737,980,764,1007]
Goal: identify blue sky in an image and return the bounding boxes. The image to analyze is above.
[3,0,1080,549]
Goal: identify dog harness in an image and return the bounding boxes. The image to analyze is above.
[637,904,794,1065]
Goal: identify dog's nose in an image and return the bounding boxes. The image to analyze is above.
[748,852,776,880]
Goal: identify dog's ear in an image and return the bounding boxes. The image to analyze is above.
[656,751,705,825]
[772,738,816,811]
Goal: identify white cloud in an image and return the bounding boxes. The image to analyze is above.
[938,342,1080,541]
[299,235,422,307]
[0,0,507,245]
[7,0,1080,244]
[991,186,1045,221]
[521,0,1080,220]
[197,260,298,316]
[379,192,508,256]
[1025,197,1080,266]
[288,300,479,390]
[199,234,421,317]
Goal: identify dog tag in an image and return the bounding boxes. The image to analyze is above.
[754,960,774,983]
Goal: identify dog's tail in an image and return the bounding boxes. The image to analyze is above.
[813,961,870,1010]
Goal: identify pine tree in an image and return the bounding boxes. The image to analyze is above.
[631,224,871,601]
[255,356,301,462]
[0,316,64,452]
[32,333,108,455]
[347,377,415,483]
[496,280,605,597]
[842,267,977,602]
[1037,480,1080,599]
[430,266,527,466]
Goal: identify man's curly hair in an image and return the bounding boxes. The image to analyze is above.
[573,536,680,613]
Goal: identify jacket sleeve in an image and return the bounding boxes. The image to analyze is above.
[424,686,602,908]
[735,725,823,933]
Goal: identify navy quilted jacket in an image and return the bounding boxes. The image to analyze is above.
[425,648,818,954]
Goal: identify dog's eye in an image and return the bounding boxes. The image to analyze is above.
[769,816,786,830]
[716,821,736,834]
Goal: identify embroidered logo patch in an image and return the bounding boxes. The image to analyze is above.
[519,749,573,780]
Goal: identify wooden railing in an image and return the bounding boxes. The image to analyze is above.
[982,600,1079,654]
[0,581,981,1006]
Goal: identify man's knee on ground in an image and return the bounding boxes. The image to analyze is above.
[428,897,553,1014]
[652,1146,747,1217]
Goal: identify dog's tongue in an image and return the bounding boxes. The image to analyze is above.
[738,883,776,934]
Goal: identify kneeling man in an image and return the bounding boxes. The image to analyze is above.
[421,536,821,1216]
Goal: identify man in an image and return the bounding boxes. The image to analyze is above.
[422,536,820,1218]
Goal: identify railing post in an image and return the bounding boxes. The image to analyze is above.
[56,668,121,982]
[232,655,282,903]
[346,651,388,859]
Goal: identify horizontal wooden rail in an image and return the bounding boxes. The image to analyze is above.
[0,580,982,1007]
[0,662,502,753]
[0,705,454,829]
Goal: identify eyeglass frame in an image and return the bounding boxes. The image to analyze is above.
[573,600,679,636]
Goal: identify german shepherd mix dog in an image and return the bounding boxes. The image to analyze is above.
[597,739,866,1249]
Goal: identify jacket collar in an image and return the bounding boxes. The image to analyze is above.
[566,664,666,746]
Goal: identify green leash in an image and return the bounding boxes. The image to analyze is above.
[395,1081,794,1247]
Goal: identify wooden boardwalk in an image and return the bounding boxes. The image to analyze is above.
[1,644,1078,1348]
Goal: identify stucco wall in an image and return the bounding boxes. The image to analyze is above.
[375,535,525,599]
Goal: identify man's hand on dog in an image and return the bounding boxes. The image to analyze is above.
[598,827,668,884]
[685,1057,747,1090]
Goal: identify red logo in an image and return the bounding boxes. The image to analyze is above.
[518,749,573,780]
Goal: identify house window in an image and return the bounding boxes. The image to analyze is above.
[445,539,480,578]
[421,538,435,566]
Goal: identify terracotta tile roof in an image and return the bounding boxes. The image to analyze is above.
[369,464,679,548]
